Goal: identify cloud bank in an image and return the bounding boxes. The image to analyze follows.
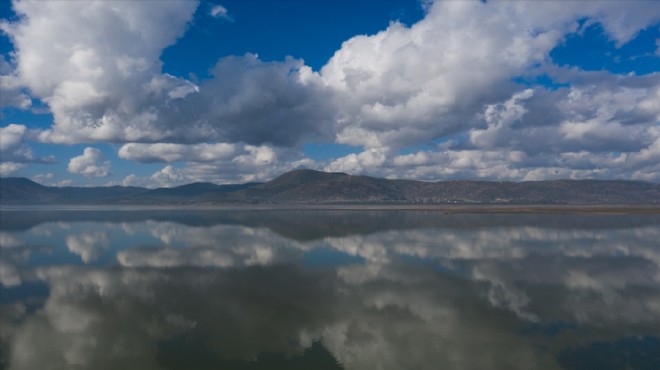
[1,0,659,184]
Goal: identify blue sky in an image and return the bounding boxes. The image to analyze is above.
[1,0,659,187]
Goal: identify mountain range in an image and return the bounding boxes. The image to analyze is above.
[2,169,660,205]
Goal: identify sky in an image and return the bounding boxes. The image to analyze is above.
[1,0,659,188]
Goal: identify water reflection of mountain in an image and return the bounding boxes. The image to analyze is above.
[2,208,660,241]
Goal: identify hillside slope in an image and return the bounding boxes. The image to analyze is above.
[2,170,659,205]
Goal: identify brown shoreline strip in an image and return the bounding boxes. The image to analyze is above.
[2,204,660,214]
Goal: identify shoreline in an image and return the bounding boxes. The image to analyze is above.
[2,204,660,214]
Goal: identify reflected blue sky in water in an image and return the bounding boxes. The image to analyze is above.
[1,210,659,369]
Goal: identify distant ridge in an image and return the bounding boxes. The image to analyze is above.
[2,169,660,205]
[138,182,260,202]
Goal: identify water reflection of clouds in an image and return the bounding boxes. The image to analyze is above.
[66,232,108,263]
[3,263,567,370]
[332,227,660,326]
[5,214,660,267]
[0,233,29,286]
[4,265,340,370]
[0,213,658,369]
[0,260,22,286]
[471,255,660,327]
[118,223,302,268]
[117,247,236,268]
[0,232,24,249]
[360,226,660,263]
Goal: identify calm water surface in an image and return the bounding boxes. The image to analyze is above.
[1,209,659,369]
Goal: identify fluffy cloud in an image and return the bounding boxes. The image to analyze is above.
[31,172,54,183]
[0,54,31,110]
[325,148,527,180]
[1,0,660,183]
[321,1,659,181]
[1,0,199,144]
[467,78,660,155]
[0,124,54,170]
[1,124,34,160]
[324,148,389,175]
[118,143,237,163]
[1,59,52,177]
[188,54,335,146]
[1,1,331,147]
[67,147,111,177]
[321,1,658,149]
[314,1,660,186]
[119,143,316,187]
[324,72,660,181]
[0,162,24,176]
[147,165,185,187]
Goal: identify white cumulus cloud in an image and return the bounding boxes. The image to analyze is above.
[0,162,24,176]
[118,142,237,163]
[1,0,660,182]
[0,54,32,110]
[0,124,54,165]
[67,147,111,177]
[321,0,660,150]
[2,0,200,144]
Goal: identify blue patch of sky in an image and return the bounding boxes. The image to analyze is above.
[18,144,89,183]
[303,142,361,161]
[0,1,16,51]
[2,103,54,129]
[513,74,570,90]
[397,144,435,156]
[551,21,660,75]
[161,0,426,78]
[399,133,471,155]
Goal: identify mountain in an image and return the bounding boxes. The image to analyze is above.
[2,170,660,205]
[221,170,660,205]
[0,177,54,203]
[0,178,259,205]
[134,182,260,203]
[224,170,405,203]
[0,177,149,204]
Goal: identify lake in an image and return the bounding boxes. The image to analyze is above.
[1,209,659,369]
